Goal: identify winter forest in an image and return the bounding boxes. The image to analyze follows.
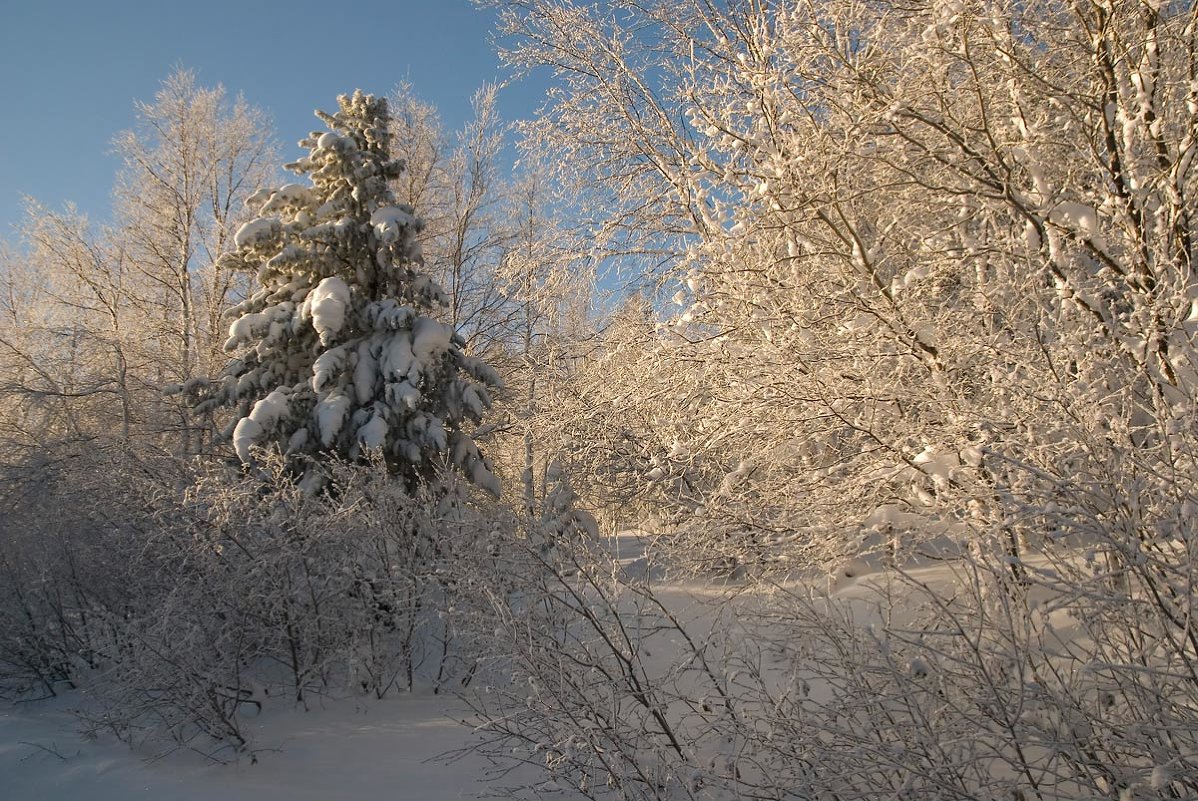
[3,0,1198,798]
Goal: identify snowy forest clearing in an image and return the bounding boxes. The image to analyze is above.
[0,531,710,801]
[0,540,989,801]
[1,535,1145,801]
[6,0,1198,798]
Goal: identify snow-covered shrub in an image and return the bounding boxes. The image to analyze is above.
[469,530,1198,800]
[696,555,1198,800]
[465,528,715,800]
[71,454,501,754]
[532,459,599,555]
[0,443,165,701]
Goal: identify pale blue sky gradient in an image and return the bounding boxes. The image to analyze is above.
[0,0,544,242]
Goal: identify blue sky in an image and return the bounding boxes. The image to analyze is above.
[0,0,546,243]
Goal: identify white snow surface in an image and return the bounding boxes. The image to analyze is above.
[353,341,377,404]
[470,461,502,498]
[233,389,291,462]
[411,317,451,363]
[310,346,346,392]
[259,183,315,214]
[305,276,350,344]
[1,694,550,801]
[0,536,1082,800]
[389,380,420,410]
[233,217,279,249]
[225,311,269,351]
[1050,201,1101,239]
[314,392,351,447]
[316,131,342,150]
[370,205,416,244]
[356,414,388,449]
[381,332,415,381]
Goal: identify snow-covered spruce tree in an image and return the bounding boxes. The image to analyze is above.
[189,90,502,492]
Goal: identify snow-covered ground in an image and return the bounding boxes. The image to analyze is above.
[0,533,666,801]
[0,537,673,801]
[0,532,881,801]
[0,537,1056,801]
[1,692,523,801]
[0,532,653,801]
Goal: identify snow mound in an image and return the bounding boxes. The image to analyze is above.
[260,183,315,213]
[411,317,451,363]
[305,277,350,344]
[315,392,351,447]
[316,131,343,150]
[234,217,280,249]
[370,205,417,245]
[233,388,291,462]
[357,414,388,449]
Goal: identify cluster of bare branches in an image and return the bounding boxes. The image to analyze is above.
[459,0,1198,797]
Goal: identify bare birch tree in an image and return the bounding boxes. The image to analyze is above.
[113,68,276,450]
[485,0,1198,568]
